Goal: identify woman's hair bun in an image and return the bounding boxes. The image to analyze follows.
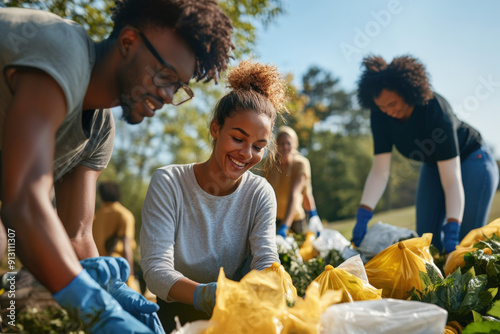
[227,59,287,113]
[362,56,388,72]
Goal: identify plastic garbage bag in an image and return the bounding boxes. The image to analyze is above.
[459,218,500,247]
[313,262,382,303]
[299,231,317,261]
[444,246,493,276]
[357,222,418,263]
[337,254,369,284]
[200,267,341,334]
[262,262,297,303]
[365,234,441,299]
[320,298,448,334]
[312,229,351,258]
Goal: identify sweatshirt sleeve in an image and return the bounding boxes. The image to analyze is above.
[249,180,280,271]
[140,169,184,302]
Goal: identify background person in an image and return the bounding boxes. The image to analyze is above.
[264,126,323,237]
[0,1,233,332]
[93,181,140,292]
[140,60,286,332]
[351,55,499,254]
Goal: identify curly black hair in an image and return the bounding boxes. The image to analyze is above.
[110,0,234,83]
[357,55,433,110]
[98,181,121,202]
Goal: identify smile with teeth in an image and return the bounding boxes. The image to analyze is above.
[145,98,156,110]
[229,156,245,167]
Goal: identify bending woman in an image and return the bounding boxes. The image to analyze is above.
[140,60,287,331]
[352,55,498,254]
[264,126,323,237]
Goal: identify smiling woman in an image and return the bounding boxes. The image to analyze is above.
[139,60,288,332]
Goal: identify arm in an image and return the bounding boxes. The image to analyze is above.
[280,173,307,228]
[437,156,464,223]
[140,170,186,303]
[55,164,102,259]
[437,157,464,253]
[359,152,392,210]
[0,70,81,292]
[352,152,391,246]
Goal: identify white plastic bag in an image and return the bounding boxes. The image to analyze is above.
[312,229,350,258]
[357,222,418,262]
[337,254,369,283]
[320,299,448,334]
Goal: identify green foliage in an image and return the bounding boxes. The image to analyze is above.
[15,306,87,334]
[278,233,344,297]
[463,300,500,334]
[5,0,114,41]
[410,266,497,326]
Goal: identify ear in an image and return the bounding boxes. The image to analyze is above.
[210,120,220,140]
[117,27,139,58]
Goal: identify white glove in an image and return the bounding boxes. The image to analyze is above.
[308,215,324,235]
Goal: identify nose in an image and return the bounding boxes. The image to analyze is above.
[157,85,175,105]
[239,145,252,160]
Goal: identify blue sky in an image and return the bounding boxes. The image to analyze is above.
[253,0,500,158]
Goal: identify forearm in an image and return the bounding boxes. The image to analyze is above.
[360,153,391,209]
[437,157,465,222]
[282,190,302,227]
[1,195,81,292]
[123,237,134,276]
[169,278,198,305]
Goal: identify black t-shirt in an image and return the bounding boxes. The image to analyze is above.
[371,93,482,163]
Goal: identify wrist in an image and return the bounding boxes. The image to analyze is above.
[307,209,318,218]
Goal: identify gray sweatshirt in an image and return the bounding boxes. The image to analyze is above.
[140,164,279,302]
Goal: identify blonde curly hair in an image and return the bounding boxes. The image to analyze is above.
[211,59,288,169]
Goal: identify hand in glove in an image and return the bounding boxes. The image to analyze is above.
[351,206,373,247]
[307,209,323,235]
[193,282,217,315]
[53,270,153,334]
[80,257,163,333]
[277,224,289,238]
[443,221,460,254]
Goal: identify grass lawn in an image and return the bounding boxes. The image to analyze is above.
[326,190,500,240]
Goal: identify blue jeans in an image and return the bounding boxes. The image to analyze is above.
[416,143,499,250]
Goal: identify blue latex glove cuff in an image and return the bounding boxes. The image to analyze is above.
[80,256,130,287]
[277,224,289,238]
[307,209,318,218]
[53,270,153,333]
[193,282,217,315]
[443,221,460,254]
[352,207,373,247]
[80,257,163,333]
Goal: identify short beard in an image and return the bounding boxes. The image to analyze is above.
[120,99,139,125]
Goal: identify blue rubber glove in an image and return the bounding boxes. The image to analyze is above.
[53,270,153,334]
[277,224,289,238]
[80,257,162,333]
[109,281,165,334]
[307,209,323,236]
[352,207,373,247]
[443,221,460,254]
[193,282,217,315]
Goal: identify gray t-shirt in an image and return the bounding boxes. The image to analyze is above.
[0,8,114,181]
[140,164,279,302]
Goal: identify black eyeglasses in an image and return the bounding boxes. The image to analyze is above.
[137,30,194,106]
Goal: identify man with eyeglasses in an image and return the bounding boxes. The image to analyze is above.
[0,1,233,333]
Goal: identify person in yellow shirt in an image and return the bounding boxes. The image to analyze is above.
[93,181,139,291]
[264,126,323,237]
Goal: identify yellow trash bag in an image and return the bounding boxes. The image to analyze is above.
[365,234,441,300]
[262,262,297,303]
[313,264,382,303]
[204,268,341,334]
[299,231,316,261]
[460,218,500,247]
[444,246,493,276]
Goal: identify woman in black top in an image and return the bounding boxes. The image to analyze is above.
[351,55,498,254]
